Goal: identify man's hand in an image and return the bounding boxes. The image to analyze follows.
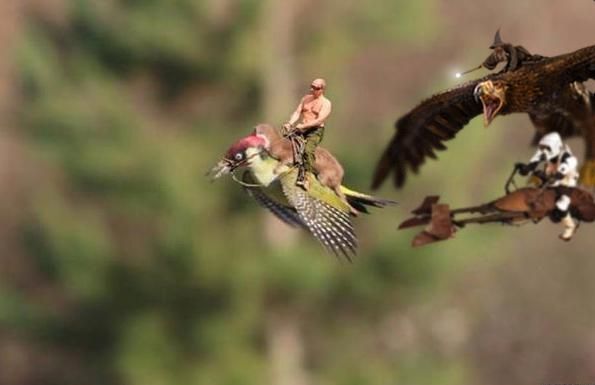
[515,162,530,176]
[516,161,539,176]
[282,122,294,136]
[295,123,318,135]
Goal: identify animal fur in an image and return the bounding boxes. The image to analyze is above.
[253,123,352,211]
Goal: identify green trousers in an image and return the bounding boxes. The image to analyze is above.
[302,126,324,173]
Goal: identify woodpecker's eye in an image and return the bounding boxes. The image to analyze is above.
[234,152,244,161]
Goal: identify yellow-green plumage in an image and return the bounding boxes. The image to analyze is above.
[279,169,357,257]
[240,149,394,258]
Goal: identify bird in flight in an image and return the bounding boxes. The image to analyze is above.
[372,36,595,189]
[210,124,395,260]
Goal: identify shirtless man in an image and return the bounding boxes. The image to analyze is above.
[283,78,332,190]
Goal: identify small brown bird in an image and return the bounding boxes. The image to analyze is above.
[372,40,595,189]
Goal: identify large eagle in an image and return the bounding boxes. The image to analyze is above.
[372,37,595,189]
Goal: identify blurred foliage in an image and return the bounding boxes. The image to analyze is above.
[5,0,594,384]
[12,1,456,384]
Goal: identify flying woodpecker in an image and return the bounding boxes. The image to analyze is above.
[209,127,395,259]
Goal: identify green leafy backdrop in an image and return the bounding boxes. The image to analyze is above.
[1,1,594,384]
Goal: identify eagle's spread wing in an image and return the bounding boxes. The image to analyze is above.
[241,171,308,230]
[529,83,592,145]
[529,112,582,145]
[280,170,357,260]
[372,80,484,189]
[551,45,595,84]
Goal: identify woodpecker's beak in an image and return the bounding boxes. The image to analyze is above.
[207,159,234,180]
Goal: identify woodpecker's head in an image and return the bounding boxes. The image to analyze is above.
[474,79,508,126]
[208,133,267,180]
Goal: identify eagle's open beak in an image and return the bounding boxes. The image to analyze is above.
[474,82,504,127]
[480,94,503,127]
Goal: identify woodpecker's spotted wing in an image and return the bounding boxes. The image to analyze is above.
[241,171,308,230]
[280,169,357,260]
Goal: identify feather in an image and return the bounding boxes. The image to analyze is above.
[372,80,483,189]
[242,171,308,230]
[281,170,357,260]
[373,44,595,189]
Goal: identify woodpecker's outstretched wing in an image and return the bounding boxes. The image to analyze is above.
[372,80,484,189]
[280,170,357,260]
[241,171,308,230]
[212,129,395,257]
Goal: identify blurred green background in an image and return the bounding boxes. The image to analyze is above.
[1,1,595,384]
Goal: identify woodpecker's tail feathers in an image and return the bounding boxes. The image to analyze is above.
[340,186,397,214]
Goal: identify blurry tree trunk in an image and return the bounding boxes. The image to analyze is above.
[266,311,310,385]
[261,3,310,385]
[206,0,233,29]
[0,0,21,116]
[260,0,300,247]
[0,0,29,278]
[261,0,299,123]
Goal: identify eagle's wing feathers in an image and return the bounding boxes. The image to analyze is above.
[372,79,484,189]
[529,112,581,145]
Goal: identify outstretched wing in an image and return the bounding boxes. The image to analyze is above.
[372,80,485,189]
[529,113,582,145]
[280,170,357,260]
[241,171,308,230]
[529,84,592,145]
[549,45,595,85]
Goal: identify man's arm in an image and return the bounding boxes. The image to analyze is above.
[297,99,332,131]
[517,148,546,176]
[529,148,547,164]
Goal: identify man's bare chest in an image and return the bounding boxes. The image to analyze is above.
[301,99,323,114]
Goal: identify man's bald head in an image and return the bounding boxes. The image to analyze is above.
[311,78,326,90]
[312,78,326,88]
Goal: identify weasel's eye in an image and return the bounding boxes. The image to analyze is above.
[234,153,244,161]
